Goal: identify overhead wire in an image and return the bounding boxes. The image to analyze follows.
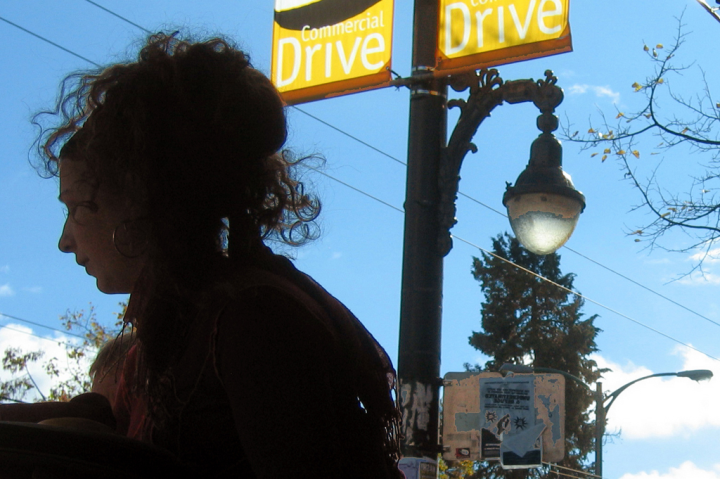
[83,0,152,34]
[453,234,720,362]
[0,15,99,67]
[3,7,719,362]
[0,312,85,340]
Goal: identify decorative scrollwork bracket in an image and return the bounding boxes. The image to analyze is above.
[437,69,564,256]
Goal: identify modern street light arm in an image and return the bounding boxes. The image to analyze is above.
[604,369,713,414]
[499,363,594,394]
[603,372,677,414]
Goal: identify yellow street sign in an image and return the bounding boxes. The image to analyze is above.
[272,0,394,105]
[437,0,572,74]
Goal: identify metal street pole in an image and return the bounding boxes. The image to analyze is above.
[595,382,604,478]
[397,4,572,468]
[397,0,447,464]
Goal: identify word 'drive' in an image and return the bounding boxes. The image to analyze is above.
[272,0,394,105]
[437,0,571,73]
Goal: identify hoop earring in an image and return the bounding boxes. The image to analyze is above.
[113,219,149,259]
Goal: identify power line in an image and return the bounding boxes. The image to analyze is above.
[0,313,85,340]
[460,190,720,330]
[0,324,74,346]
[303,165,404,214]
[452,235,720,363]
[0,15,100,67]
[4,11,717,362]
[83,0,151,34]
[291,107,407,167]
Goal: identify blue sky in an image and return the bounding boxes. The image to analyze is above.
[1,1,719,478]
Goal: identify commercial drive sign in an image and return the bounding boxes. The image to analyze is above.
[272,0,394,105]
[437,0,572,73]
[271,0,571,103]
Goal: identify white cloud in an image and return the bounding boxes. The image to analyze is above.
[619,461,720,479]
[568,84,621,104]
[0,284,15,297]
[0,265,9,274]
[0,324,91,401]
[21,286,43,294]
[689,248,720,264]
[677,273,720,286]
[594,349,719,439]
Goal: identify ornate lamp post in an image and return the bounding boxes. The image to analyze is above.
[398,0,585,470]
[500,364,714,477]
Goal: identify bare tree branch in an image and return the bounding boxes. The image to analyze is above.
[562,14,720,271]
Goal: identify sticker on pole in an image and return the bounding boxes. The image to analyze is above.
[436,0,572,75]
[271,0,394,105]
[442,371,565,468]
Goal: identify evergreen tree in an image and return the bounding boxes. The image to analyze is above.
[464,233,604,478]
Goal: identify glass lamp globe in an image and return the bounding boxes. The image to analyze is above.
[503,133,585,255]
[506,188,584,255]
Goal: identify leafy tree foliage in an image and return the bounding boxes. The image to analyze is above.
[451,233,604,478]
[564,17,720,270]
[0,304,125,403]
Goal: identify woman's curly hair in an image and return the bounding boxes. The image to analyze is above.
[34,33,324,430]
[36,33,320,262]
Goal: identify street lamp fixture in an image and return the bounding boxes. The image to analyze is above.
[503,102,586,255]
[438,69,585,257]
[502,89,586,255]
[676,369,714,381]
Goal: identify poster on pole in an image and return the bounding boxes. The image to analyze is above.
[271,0,394,105]
[436,0,572,75]
[442,371,565,468]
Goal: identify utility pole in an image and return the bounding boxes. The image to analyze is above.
[397,0,447,466]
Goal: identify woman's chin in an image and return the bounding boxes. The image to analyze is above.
[95,279,130,295]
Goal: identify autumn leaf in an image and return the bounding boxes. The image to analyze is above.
[681,127,689,134]
[716,102,720,109]
[617,149,626,155]
[601,155,608,162]
[644,113,652,119]
[591,152,599,157]
[603,148,611,154]
[653,49,658,57]
[616,112,625,119]
[657,78,664,84]
[632,82,643,92]
[661,212,670,218]
[656,43,663,49]
[668,207,677,212]
[630,230,643,235]
[572,131,578,138]
[643,45,649,51]
[634,239,641,242]
[632,150,640,159]
[588,128,596,134]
